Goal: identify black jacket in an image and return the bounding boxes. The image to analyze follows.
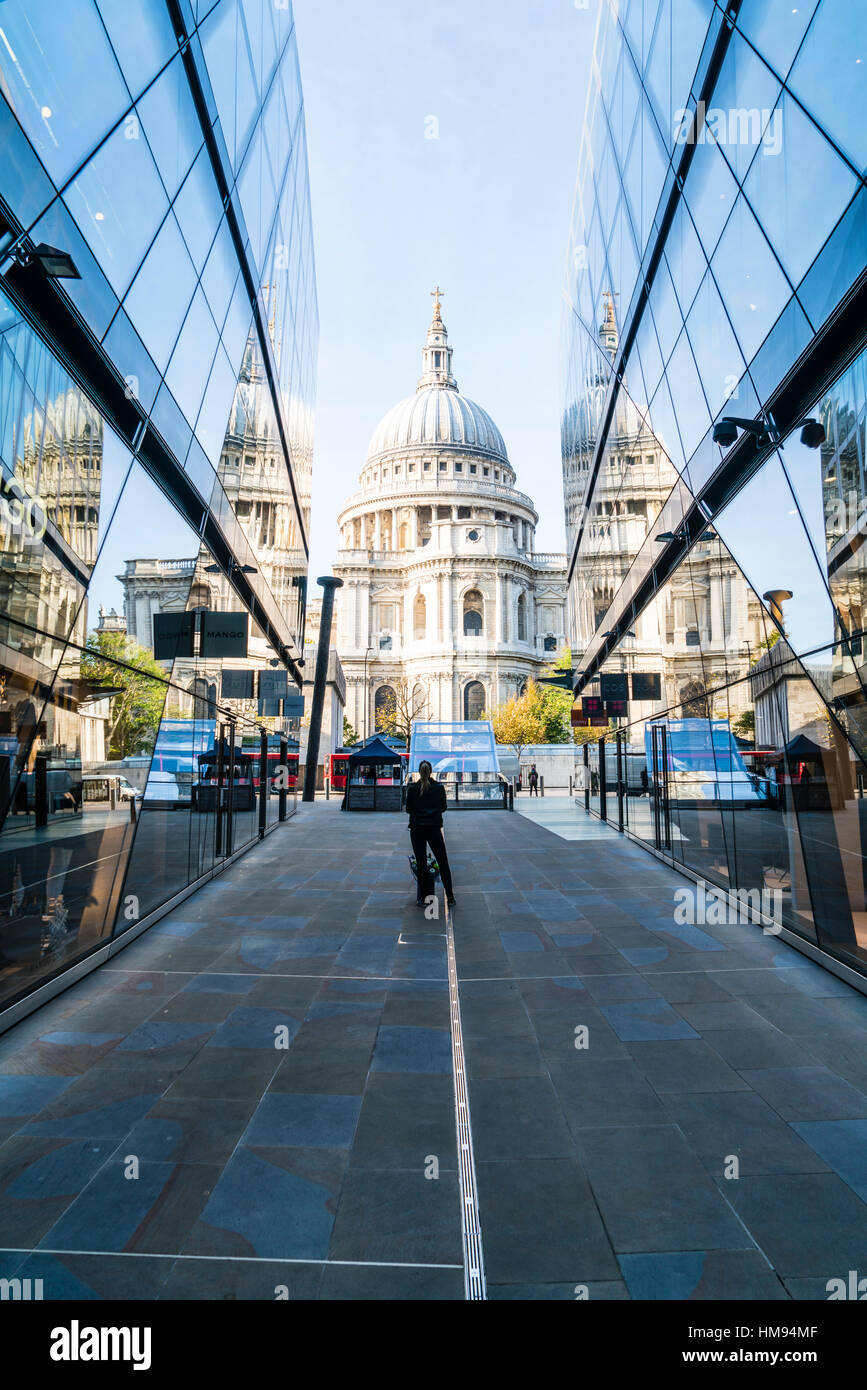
[406,778,447,828]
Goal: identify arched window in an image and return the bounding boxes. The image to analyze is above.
[517,591,527,641]
[411,683,427,721]
[190,677,216,716]
[414,592,426,640]
[463,588,483,636]
[374,684,396,731]
[464,681,485,720]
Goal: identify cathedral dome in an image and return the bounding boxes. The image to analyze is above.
[366,387,508,464]
[365,289,509,466]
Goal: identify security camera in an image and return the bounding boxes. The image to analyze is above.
[798,418,826,449]
[712,419,739,447]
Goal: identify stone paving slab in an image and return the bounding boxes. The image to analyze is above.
[0,798,866,1299]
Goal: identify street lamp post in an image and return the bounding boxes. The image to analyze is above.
[302,576,343,803]
[363,644,374,742]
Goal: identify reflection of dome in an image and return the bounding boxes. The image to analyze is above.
[367,388,508,463]
[365,292,510,466]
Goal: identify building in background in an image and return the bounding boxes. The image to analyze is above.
[0,0,316,1022]
[335,293,567,738]
[562,0,867,982]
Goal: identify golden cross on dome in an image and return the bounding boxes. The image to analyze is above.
[430,284,444,313]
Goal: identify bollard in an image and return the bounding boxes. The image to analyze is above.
[129,795,137,823]
[325,777,330,800]
[569,775,573,796]
[540,775,545,797]
[508,782,514,811]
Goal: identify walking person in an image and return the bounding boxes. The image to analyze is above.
[406,760,455,906]
[528,764,539,797]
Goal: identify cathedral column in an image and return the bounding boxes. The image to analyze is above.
[374,510,382,551]
[438,571,446,644]
[134,592,149,646]
[411,507,419,549]
[710,574,723,645]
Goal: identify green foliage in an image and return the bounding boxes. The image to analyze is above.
[342,716,359,747]
[80,630,168,759]
[490,677,572,754]
[571,720,617,745]
[732,708,756,739]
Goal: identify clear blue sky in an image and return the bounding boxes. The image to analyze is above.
[295,0,595,580]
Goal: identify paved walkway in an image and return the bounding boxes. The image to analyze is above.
[1,799,867,1299]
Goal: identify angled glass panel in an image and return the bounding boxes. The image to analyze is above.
[138,55,204,202]
[683,138,740,261]
[789,0,867,172]
[64,115,169,299]
[737,0,819,81]
[174,146,225,275]
[123,212,198,372]
[685,270,747,423]
[96,0,178,100]
[0,0,128,186]
[712,454,836,658]
[708,27,782,185]
[710,194,791,362]
[165,288,220,431]
[799,185,867,333]
[666,329,711,466]
[743,92,858,288]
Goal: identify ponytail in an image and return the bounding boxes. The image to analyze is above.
[419,760,432,792]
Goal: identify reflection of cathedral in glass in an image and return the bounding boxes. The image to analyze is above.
[561,0,867,982]
[566,293,762,726]
[0,1,317,1022]
[121,328,309,718]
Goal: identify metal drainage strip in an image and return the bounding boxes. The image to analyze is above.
[445,899,486,1300]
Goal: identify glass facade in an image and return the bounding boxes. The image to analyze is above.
[562,0,867,981]
[0,0,316,1017]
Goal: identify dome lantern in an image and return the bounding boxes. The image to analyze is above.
[417,284,458,391]
[362,292,512,468]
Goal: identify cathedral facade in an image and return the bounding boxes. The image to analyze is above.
[334,293,567,737]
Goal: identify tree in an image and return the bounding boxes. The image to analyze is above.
[490,689,544,762]
[342,716,359,747]
[489,679,571,758]
[732,708,755,740]
[534,647,576,743]
[374,680,429,743]
[571,720,616,746]
[80,631,168,758]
